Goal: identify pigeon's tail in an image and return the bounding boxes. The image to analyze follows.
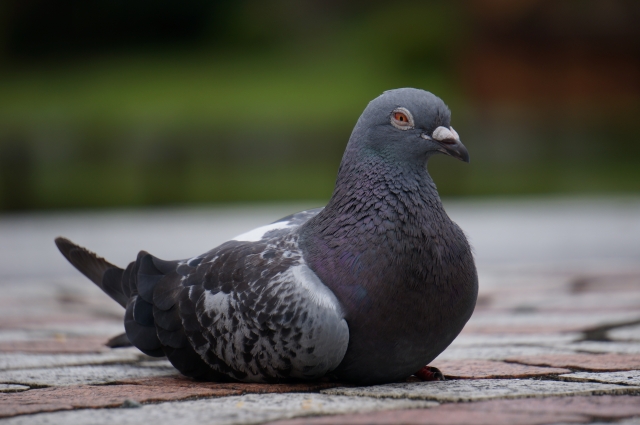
[54,237,221,379]
[54,237,128,308]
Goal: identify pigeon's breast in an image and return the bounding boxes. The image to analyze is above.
[301,212,478,384]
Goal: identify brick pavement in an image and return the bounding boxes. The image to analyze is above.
[1,199,639,424]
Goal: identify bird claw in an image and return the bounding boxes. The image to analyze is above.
[415,365,445,381]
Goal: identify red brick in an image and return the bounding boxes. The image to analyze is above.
[117,375,345,394]
[0,384,238,418]
[462,324,587,334]
[506,353,640,371]
[0,376,345,418]
[267,395,640,425]
[571,273,640,293]
[478,395,640,417]
[429,359,571,379]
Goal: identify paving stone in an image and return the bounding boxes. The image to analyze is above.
[557,341,640,355]
[0,364,177,387]
[614,417,640,425]
[0,315,88,331]
[449,333,581,347]
[475,289,640,315]
[559,370,640,386]
[429,359,571,379]
[473,395,640,419]
[0,314,121,331]
[321,379,639,402]
[571,272,640,294]
[0,393,436,425]
[0,383,239,418]
[267,395,640,425]
[3,202,640,423]
[495,292,640,313]
[0,349,140,370]
[463,324,590,334]
[476,271,569,294]
[266,408,584,425]
[610,324,640,341]
[0,385,29,393]
[463,311,640,334]
[0,336,111,353]
[0,330,46,342]
[26,321,125,337]
[507,353,640,371]
[0,375,348,418]
[434,344,577,361]
[116,375,344,393]
[0,299,118,323]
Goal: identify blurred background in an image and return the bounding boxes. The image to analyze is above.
[1,0,639,211]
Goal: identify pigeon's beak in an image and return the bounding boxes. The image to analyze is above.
[423,126,470,163]
[439,140,470,163]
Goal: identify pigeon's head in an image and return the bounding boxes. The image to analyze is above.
[350,88,469,165]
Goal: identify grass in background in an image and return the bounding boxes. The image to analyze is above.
[0,1,639,210]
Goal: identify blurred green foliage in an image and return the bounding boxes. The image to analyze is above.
[0,0,639,210]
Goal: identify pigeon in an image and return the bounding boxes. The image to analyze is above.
[55,88,478,385]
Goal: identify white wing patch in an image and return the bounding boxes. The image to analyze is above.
[232,221,293,242]
[203,289,229,315]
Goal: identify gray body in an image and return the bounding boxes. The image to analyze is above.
[55,88,478,384]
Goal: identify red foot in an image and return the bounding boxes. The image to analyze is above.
[415,365,445,381]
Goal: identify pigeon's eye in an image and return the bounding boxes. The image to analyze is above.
[390,108,414,130]
[394,112,408,122]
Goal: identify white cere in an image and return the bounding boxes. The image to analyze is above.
[432,126,459,142]
[450,126,460,140]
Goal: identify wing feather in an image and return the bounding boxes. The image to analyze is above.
[119,207,347,382]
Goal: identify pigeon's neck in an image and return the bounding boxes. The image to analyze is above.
[300,152,455,268]
[311,153,448,237]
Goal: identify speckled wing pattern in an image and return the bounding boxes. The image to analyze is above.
[124,208,349,382]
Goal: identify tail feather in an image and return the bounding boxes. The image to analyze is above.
[54,237,128,308]
[54,236,220,377]
[105,332,132,348]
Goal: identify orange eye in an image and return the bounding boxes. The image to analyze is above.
[394,112,408,122]
[390,108,413,130]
